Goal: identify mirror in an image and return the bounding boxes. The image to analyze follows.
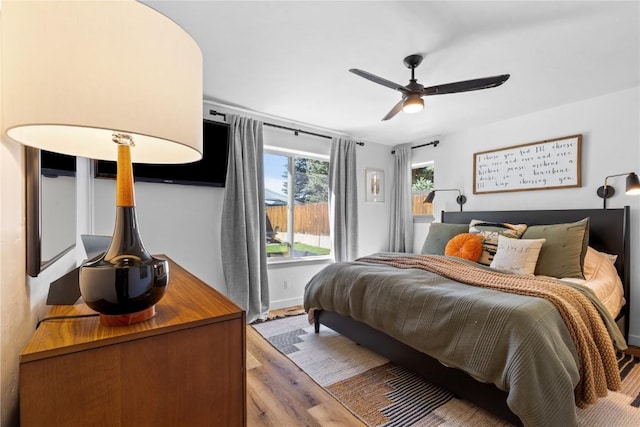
[26,147,77,277]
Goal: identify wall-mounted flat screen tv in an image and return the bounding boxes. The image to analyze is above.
[95,119,230,187]
[41,150,76,177]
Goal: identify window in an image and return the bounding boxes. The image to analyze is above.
[412,162,434,217]
[264,150,331,261]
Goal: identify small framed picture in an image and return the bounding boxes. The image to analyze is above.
[365,169,384,202]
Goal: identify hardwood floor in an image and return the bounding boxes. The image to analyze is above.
[246,325,365,426]
[247,308,640,426]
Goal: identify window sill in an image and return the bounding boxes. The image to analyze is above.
[413,215,434,223]
[267,255,334,267]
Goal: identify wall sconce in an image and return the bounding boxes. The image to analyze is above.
[596,172,640,209]
[424,189,467,212]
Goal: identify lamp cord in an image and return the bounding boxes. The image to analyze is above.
[36,314,99,329]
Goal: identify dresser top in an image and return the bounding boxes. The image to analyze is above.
[21,256,244,362]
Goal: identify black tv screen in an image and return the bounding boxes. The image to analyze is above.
[41,150,76,177]
[95,119,230,187]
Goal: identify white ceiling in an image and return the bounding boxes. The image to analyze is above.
[142,1,640,146]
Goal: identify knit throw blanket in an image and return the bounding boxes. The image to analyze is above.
[357,254,621,408]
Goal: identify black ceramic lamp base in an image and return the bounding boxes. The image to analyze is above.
[79,142,169,327]
[80,251,169,326]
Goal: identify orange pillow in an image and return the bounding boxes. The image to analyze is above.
[445,233,484,262]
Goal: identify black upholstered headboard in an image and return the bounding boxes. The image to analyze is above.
[442,207,631,334]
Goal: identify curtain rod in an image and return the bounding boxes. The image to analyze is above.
[390,140,439,154]
[209,109,365,146]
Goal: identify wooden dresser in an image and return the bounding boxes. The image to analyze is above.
[20,257,246,427]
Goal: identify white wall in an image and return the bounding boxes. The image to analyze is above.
[412,87,640,344]
[1,137,85,425]
[357,139,394,257]
[0,129,29,427]
[0,107,83,427]
[0,15,43,423]
[1,123,89,427]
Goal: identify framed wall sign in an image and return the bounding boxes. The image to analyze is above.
[473,134,582,194]
[365,169,384,202]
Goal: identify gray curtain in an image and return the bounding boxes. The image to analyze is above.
[389,143,413,252]
[221,114,269,323]
[329,137,358,262]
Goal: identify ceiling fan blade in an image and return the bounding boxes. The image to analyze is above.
[382,99,405,121]
[423,74,510,96]
[350,69,409,94]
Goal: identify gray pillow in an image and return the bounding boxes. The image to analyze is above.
[421,223,469,255]
[521,217,589,279]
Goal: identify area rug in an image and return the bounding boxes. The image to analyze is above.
[252,314,640,426]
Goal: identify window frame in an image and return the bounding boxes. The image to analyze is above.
[264,146,332,264]
[411,161,435,222]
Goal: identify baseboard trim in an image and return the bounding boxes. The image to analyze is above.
[627,333,640,348]
[270,296,303,310]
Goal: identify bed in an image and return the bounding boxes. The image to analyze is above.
[304,208,630,426]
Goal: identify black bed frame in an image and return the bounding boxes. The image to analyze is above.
[314,207,630,426]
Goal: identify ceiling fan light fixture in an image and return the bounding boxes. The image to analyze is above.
[402,96,424,114]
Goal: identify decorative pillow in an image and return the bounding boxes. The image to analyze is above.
[489,235,546,275]
[469,220,528,266]
[444,233,484,262]
[582,246,618,280]
[421,223,469,255]
[521,217,589,279]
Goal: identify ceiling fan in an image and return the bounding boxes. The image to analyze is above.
[350,54,510,121]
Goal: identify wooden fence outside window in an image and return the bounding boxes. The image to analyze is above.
[412,194,434,216]
[266,202,330,236]
[266,196,433,236]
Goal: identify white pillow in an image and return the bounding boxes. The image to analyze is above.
[490,235,546,275]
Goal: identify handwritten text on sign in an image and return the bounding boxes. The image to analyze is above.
[473,135,582,194]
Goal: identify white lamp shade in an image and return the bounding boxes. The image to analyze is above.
[2,0,203,164]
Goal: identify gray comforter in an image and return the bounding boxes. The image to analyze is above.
[303,253,625,427]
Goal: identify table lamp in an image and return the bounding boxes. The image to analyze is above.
[2,0,203,325]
